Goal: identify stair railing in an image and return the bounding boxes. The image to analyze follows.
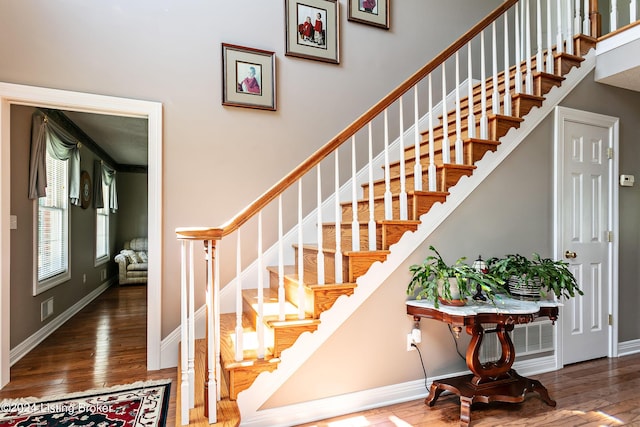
[595,0,639,36]
[175,0,596,423]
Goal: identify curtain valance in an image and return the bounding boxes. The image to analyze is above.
[93,159,118,212]
[28,112,81,205]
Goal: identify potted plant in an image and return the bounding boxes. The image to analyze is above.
[486,253,583,301]
[407,246,503,308]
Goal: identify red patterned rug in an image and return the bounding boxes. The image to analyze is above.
[0,379,171,426]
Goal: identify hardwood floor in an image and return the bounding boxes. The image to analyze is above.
[5,284,640,426]
[0,284,178,424]
[297,353,640,426]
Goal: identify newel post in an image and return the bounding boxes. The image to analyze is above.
[589,0,602,37]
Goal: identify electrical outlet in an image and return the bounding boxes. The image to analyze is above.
[406,333,416,351]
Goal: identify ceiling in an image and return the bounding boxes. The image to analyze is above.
[62,110,149,168]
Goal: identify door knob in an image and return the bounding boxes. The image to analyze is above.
[564,250,577,259]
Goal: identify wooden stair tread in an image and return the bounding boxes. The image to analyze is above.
[219,313,279,368]
[242,288,315,323]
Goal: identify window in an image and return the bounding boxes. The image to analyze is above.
[95,181,110,263]
[35,150,70,294]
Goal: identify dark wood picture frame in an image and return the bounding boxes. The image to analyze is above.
[348,0,390,30]
[80,170,92,209]
[285,0,340,64]
[222,43,276,111]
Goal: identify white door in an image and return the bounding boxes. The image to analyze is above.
[555,107,618,366]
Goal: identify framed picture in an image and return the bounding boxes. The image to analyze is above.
[285,0,339,64]
[222,43,276,111]
[348,0,390,30]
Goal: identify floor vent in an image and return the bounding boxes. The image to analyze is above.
[41,297,54,321]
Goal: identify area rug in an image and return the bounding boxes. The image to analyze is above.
[0,379,171,426]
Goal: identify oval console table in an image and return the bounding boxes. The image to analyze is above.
[406,297,559,427]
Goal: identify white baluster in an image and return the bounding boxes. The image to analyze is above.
[503,12,512,117]
[455,52,464,164]
[574,0,582,35]
[367,123,376,251]
[480,30,489,139]
[631,0,637,24]
[334,152,343,283]
[566,0,574,55]
[316,165,325,284]
[235,231,243,361]
[583,0,591,36]
[547,0,555,73]
[398,98,408,220]
[278,195,285,321]
[413,86,423,190]
[297,181,305,319]
[383,109,393,220]
[213,242,221,400]
[611,0,618,32]
[467,43,476,139]
[206,239,217,423]
[557,0,564,54]
[525,0,534,94]
[188,240,195,405]
[491,22,500,115]
[441,62,451,163]
[257,212,265,359]
[180,240,190,424]
[536,0,543,72]
[515,3,523,93]
[428,74,437,191]
[351,136,361,251]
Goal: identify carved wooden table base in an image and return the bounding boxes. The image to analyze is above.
[407,298,559,426]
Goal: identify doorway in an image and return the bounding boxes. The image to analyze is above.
[0,82,163,387]
[554,106,619,365]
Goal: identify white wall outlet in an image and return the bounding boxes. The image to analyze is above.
[406,333,416,351]
[412,327,422,344]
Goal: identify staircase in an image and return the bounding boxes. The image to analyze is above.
[176,1,601,425]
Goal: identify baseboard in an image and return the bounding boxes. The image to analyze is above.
[10,278,115,366]
[159,304,206,369]
[617,339,640,357]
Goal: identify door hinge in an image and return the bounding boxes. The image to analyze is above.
[606,231,613,242]
[607,147,613,160]
[608,314,613,326]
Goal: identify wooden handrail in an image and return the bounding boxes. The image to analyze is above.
[176,0,519,241]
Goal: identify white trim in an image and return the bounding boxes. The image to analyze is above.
[10,279,114,366]
[237,51,597,424]
[238,356,558,427]
[0,82,164,387]
[160,303,207,369]
[553,105,619,366]
[596,23,640,55]
[618,339,640,357]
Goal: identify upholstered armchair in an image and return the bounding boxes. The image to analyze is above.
[114,237,148,285]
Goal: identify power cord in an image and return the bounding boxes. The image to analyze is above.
[447,324,466,362]
[411,343,429,390]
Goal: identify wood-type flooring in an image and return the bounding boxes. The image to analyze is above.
[1,283,639,426]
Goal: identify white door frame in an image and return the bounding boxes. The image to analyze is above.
[553,105,619,367]
[0,82,163,387]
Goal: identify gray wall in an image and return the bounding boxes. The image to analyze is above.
[115,172,148,250]
[0,0,504,338]
[9,105,119,347]
[264,72,640,407]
